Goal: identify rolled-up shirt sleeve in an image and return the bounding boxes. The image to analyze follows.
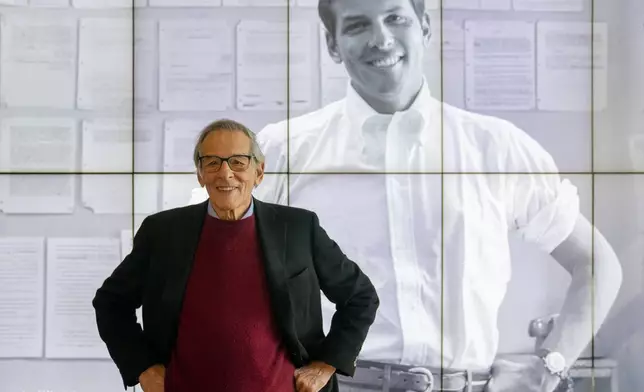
[503,125,580,254]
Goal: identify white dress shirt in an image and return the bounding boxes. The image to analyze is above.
[194,80,580,370]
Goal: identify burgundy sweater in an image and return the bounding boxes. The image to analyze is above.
[165,213,295,391]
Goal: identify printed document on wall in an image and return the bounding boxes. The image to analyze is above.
[80,119,133,213]
[159,20,233,111]
[0,17,76,108]
[163,119,211,172]
[135,20,156,112]
[81,119,132,173]
[0,238,45,358]
[77,18,132,110]
[319,25,348,106]
[536,22,608,111]
[0,118,77,172]
[237,21,313,111]
[513,0,583,11]
[465,20,536,111]
[150,0,220,6]
[46,238,121,358]
[134,118,160,173]
[0,175,75,214]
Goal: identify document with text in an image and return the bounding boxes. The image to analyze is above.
[465,20,536,111]
[0,237,45,358]
[45,237,121,359]
[0,16,76,108]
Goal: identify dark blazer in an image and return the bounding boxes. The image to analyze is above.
[92,197,379,391]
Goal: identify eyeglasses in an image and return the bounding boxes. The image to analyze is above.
[198,154,253,173]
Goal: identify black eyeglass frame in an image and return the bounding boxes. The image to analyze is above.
[197,154,255,172]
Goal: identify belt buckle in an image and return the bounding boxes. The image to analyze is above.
[406,367,435,392]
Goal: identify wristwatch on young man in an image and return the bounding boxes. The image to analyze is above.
[536,349,574,392]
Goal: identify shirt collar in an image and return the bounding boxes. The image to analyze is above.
[207,198,254,220]
[344,77,433,145]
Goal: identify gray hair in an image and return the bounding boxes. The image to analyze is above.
[192,118,266,169]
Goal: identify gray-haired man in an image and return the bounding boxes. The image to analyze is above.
[93,119,379,392]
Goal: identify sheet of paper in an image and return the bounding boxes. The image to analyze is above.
[223,0,292,5]
[0,237,45,358]
[29,0,69,7]
[513,0,583,11]
[0,17,76,108]
[159,20,233,111]
[135,20,156,111]
[464,20,536,111]
[45,237,121,359]
[425,0,439,9]
[77,18,132,110]
[0,118,76,172]
[237,21,313,111]
[81,119,132,173]
[149,0,220,6]
[295,0,316,6]
[134,174,160,214]
[81,175,133,214]
[162,174,202,210]
[0,175,75,214]
[134,118,159,173]
[72,0,131,7]
[162,119,209,172]
[319,25,348,106]
[536,22,607,112]
[0,0,20,4]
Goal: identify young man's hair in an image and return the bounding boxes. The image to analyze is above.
[318,0,426,37]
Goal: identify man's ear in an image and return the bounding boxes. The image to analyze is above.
[255,162,265,186]
[421,12,432,47]
[196,170,205,187]
[325,29,342,64]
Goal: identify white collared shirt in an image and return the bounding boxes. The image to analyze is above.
[222,80,579,370]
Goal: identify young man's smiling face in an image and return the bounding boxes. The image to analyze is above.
[325,0,431,108]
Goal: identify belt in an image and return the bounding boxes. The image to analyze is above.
[337,359,490,392]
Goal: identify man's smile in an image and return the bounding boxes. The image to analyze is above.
[366,54,405,69]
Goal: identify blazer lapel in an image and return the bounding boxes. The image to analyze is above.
[161,200,208,352]
[254,199,301,357]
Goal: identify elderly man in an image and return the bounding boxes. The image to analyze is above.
[243,0,623,391]
[92,118,379,392]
